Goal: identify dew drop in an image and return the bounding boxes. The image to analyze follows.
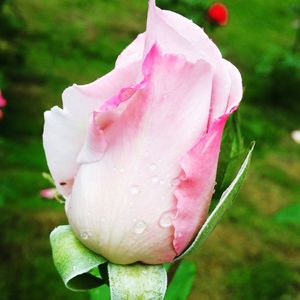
[130,185,140,195]
[151,176,159,183]
[133,220,146,234]
[159,180,165,185]
[159,211,174,228]
[177,232,183,238]
[149,163,156,171]
[81,231,89,240]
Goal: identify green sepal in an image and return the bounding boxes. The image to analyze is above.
[176,142,255,260]
[108,263,167,300]
[50,225,107,291]
[214,112,245,201]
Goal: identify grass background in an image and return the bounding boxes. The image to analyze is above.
[0,0,299,299]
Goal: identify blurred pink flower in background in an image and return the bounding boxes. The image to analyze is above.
[43,0,242,264]
[0,90,7,119]
[40,188,57,199]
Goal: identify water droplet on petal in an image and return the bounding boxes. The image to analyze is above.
[133,220,146,234]
[81,231,89,240]
[149,163,156,171]
[130,185,140,195]
[151,176,159,183]
[159,211,174,228]
[159,180,165,185]
[177,232,183,238]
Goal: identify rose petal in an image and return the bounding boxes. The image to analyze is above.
[66,44,214,264]
[62,60,141,122]
[145,0,221,62]
[44,58,144,194]
[43,107,86,196]
[146,0,232,128]
[173,114,228,254]
[223,59,243,112]
[115,33,146,69]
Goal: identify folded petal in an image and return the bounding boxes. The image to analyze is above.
[223,59,243,112]
[173,114,228,254]
[43,107,86,196]
[146,0,221,62]
[66,45,214,264]
[62,60,141,122]
[115,33,145,69]
[146,0,232,129]
[44,58,144,195]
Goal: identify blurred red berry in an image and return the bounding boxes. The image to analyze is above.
[208,3,228,26]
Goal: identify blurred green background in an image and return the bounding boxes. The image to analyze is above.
[0,0,300,299]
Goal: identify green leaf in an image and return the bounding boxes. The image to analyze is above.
[273,203,300,224]
[50,225,107,291]
[176,142,255,260]
[165,261,196,300]
[108,263,167,300]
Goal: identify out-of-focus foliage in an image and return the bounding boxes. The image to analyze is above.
[256,48,300,111]
[159,0,210,24]
[0,0,26,89]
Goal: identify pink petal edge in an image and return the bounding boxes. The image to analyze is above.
[172,113,230,254]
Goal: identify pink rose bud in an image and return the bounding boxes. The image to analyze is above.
[43,0,242,264]
[40,188,57,199]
